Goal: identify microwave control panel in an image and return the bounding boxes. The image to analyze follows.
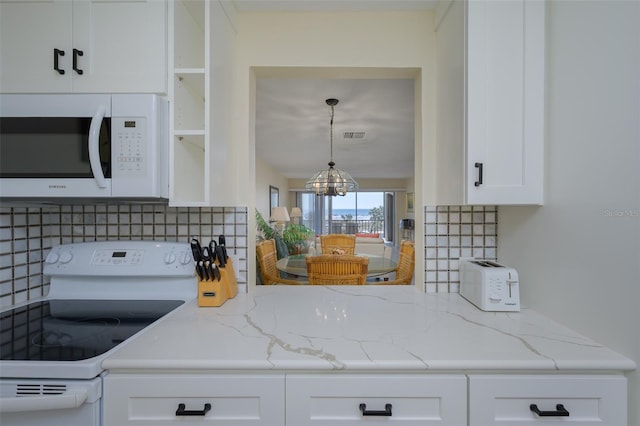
[113,117,147,176]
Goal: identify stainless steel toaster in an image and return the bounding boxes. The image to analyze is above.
[459,259,520,312]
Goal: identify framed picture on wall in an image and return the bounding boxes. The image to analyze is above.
[269,185,279,215]
[406,192,414,213]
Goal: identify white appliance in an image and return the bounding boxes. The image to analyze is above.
[0,241,197,426]
[0,94,168,199]
[459,259,520,312]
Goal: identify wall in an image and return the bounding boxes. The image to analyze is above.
[0,204,248,309]
[255,156,290,219]
[424,205,497,293]
[499,1,640,422]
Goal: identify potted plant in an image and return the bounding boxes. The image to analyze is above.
[255,209,314,257]
[255,210,288,259]
[282,223,315,255]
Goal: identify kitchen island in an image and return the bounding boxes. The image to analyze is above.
[102,286,635,425]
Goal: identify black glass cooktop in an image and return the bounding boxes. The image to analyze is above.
[0,299,183,362]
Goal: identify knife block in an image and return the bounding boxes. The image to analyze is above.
[197,257,238,307]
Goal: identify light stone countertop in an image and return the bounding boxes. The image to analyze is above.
[102,286,636,373]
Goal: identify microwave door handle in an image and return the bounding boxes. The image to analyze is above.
[88,105,108,188]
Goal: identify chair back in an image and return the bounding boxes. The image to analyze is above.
[385,240,415,285]
[256,239,302,285]
[305,254,369,285]
[319,234,356,255]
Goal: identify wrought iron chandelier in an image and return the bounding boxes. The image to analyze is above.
[305,98,359,196]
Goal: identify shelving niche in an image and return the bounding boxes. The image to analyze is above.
[171,0,205,205]
[169,0,235,206]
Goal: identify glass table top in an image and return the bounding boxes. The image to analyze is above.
[276,254,397,278]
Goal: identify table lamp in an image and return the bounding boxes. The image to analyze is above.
[290,207,302,224]
[270,206,290,233]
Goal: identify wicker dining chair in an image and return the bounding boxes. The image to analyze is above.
[256,240,303,285]
[383,240,415,285]
[305,254,369,285]
[319,234,356,255]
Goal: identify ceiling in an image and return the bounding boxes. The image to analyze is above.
[243,1,434,183]
[255,77,416,180]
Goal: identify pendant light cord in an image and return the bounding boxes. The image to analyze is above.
[329,103,334,164]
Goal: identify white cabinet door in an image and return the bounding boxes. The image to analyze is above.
[286,374,467,426]
[0,0,166,94]
[435,0,545,205]
[71,0,166,93]
[103,373,285,425]
[468,374,627,425]
[0,0,73,92]
[465,0,545,205]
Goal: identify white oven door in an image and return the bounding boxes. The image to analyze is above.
[0,377,101,426]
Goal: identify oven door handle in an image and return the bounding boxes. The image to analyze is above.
[0,389,88,413]
[88,105,108,189]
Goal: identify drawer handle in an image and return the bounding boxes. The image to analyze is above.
[530,403,570,417]
[175,403,212,416]
[359,403,392,416]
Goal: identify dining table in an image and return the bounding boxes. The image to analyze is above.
[276,253,397,279]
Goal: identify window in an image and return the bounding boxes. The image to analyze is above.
[296,192,391,240]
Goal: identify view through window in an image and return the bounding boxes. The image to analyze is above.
[297,192,392,240]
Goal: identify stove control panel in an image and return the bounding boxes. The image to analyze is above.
[91,249,145,266]
[44,241,195,277]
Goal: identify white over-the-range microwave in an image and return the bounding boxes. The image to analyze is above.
[0,94,168,199]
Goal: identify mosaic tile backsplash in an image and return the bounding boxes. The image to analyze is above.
[0,204,248,308]
[1,203,497,307]
[424,205,497,293]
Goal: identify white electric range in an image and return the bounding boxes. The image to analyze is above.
[0,241,197,426]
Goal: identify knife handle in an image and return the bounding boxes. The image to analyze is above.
[194,263,203,280]
[200,261,209,280]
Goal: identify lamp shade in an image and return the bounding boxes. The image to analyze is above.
[270,206,290,223]
[290,207,302,218]
[305,163,359,196]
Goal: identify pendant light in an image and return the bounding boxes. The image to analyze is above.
[305,98,359,196]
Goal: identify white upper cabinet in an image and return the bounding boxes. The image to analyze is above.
[0,0,166,94]
[435,0,545,205]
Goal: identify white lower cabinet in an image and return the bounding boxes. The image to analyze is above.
[103,373,285,425]
[468,374,627,425]
[286,374,467,426]
[103,372,627,426]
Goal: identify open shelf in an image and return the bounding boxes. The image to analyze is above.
[174,73,205,132]
[170,0,235,206]
[173,0,205,69]
[172,134,206,204]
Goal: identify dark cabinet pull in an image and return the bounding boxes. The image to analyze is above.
[474,162,483,187]
[53,49,65,75]
[175,403,211,416]
[73,48,84,75]
[530,403,570,417]
[359,403,392,416]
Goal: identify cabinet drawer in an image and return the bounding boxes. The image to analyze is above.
[468,374,627,425]
[286,374,467,426]
[103,373,284,425]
